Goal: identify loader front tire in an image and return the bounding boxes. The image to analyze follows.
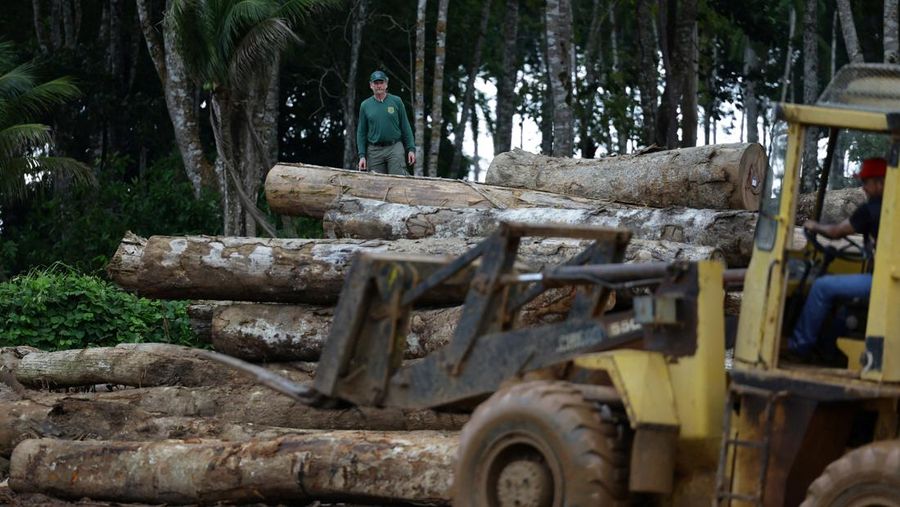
[453,380,628,507]
[801,440,900,506]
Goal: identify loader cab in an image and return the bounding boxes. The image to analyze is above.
[733,66,900,381]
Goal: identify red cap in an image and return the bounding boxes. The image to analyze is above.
[857,158,887,180]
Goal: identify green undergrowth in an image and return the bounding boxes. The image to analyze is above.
[0,265,199,350]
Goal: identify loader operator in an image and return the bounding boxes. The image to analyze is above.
[356,70,416,175]
[786,157,886,363]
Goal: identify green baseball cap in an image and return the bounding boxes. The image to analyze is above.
[369,70,388,82]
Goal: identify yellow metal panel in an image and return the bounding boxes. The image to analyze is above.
[575,351,679,427]
[863,158,900,381]
[779,103,890,132]
[735,123,805,369]
[667,261,726,440]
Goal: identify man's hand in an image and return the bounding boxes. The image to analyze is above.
[803,220,820,233]
[358,157,367,171]
[407,151,416,166]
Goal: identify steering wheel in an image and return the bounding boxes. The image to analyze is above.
[803,227,868,262]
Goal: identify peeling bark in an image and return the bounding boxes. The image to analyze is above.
[10,344,267,389]
[486,145,766,210]
[106,232,566,304]
[324,196,745,265]
[10,433,456,504]
[264,163,599,218]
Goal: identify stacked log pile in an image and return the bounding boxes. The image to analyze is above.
[7,144,778,504]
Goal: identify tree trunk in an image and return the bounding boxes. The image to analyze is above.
[657,0,679,148]
[780,7,796,103]
[494,0,520,155]
[743,41,759,144]
[0,398,327,457]
[801,0,820,193]
[106,233,518,304]
[544,0,574,156]
[414,0,428,176]
[265,163,600,218]
[2,384,468,436]
[342,0,368,171]
[427,0,450,177]
[677,0,698,147]
[886,0,899,63]
[137,0,212,198]
[32,0,50,53]
[450,0,493,179]
[10,344,256,389]
[325,198,732,264]
[836,0,864,63]
[635,0,659,147]
[10,433,456,504]
[486,145,765,210]
[576,0,602,159]
[209,304,455,362]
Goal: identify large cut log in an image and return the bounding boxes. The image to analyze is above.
[8,343,313,389]
[208,284,595,363]
[0,397,326,457]
[210,303,458,362]
[10,432,457,504]
[265,162,598,218]
[325,197,746,265]
[796,187,866,224]
[9,385,469,432]
[486,145,767,210]
[108,233,664,303]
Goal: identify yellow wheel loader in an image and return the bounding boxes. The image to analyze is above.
[208,63,900,506]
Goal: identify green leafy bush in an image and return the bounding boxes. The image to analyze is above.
[0,265,200,350]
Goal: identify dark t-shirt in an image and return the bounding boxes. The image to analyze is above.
[849,197,881,241]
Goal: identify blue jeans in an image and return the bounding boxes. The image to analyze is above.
[789,274,872,354]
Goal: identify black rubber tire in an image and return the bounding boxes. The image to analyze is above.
[801,440,900,506]
[452,380,628,507]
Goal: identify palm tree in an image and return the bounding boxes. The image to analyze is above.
[167,0,331,236]
[0,41,92,203]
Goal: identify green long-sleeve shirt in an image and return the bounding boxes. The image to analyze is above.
[356,93,415,158]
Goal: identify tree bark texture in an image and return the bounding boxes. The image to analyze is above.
[743,41,759,143]
[3,385,469,433]
[801,0,820,193]
[9,344,281,389]
[265,163,598,218]
[0,398,325,458]
[10,433,456,504]
[107,233,605,303]
[209,304,455,362]
[324,197,744,265]
[780,7,796,103]
[887,0,899,63]
[635,0,659,147]
[544,0,574,156]
[342,0,368,170]
[576,0,603,159]
[494,0,520,155]
[427,0,450,177]
[413,0,428,176]
[485,145,765,211]
[136,0,212,198]
[836,0,864,63]
[676,0,698,147]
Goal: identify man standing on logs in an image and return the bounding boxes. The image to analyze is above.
[356,70,416,175]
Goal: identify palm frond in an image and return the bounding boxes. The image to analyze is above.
[0,155,93,203]
[277,0,337,23]
[0,124,52,158]
[0,41,17,70]
[227,17,298,90]
[0,62,37,99]
[3,76,80,121]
